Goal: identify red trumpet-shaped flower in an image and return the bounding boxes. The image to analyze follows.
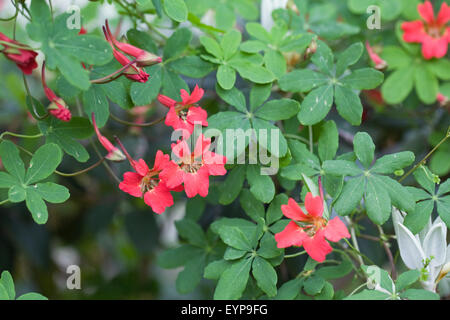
[103,26,149,83]
[91,113,125,162]
[158,85,208,137]
[105,20,162,67]
[275,193,350,262]
[160,134,226,198]
[41,63,71,122]
[401,1,450,59]
[365,41,387,70]
[117,140,181,214]
[0,32,38,75]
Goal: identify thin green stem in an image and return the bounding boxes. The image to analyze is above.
[345,216,364,266]
[283,133,310,144]
[0,0,18,21]
[284,250,307,258]
[0,132,42,140]
[110,112,165,127]
[398,126,450,183]
[0,199,10,206]
[308,125,313,153]
[55,157,105,177]
[90,58,137,84]
[377,225,397,280]
[348,282,368,297]
[23,74,49,120]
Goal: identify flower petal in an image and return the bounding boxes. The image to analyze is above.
[324,217,351,242]
[119,172,143,197]
[143,182,174,214]
[302,230,333,262]
[304,192,323,217]
[274,221,307,248]
[281,198,309,221]
[402,21,426,43]
[418,1,435,24]
[437,2,450,25]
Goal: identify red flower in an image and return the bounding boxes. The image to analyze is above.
[160,134,227,198]
[41,63,71,122]
[365,41,387,70]
[102,26,149,83]
[91,113,125,162]
[157,85,208,137]
[401,1,450,59]
[275,193,350,262]
[105,20,162,67]
[0,32,38,74]
[118,144,180,214]
[437,92,449,107]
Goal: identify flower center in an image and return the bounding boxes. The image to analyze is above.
[427,25,443,38]
[178,110,188,121]
[181,162,202,173]
[301,217,327,237]
[140,172,159,193]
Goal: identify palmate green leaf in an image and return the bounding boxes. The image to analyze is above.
[334,85,363,126]
[415,64,439,104]
[252,256,277,297]
[176,254,206,294]
[303,275,325,296]
[164,0,188,22]
[400,289,439,300]
[413,166,436,194]
[404,200,434,234]
[373,175,415,213]
[395,270,421,292]
[246,22,271,43]
[353,132,375,168]
[437,196,450,228]
[0,141,26,183]
[345,289,390,300]
[164,28,192,60]
[214,257,253,300]
[221,30,242,60]
[254,99,300,121]
[311,40,334,75]
[336,42,364,77]
[240,40,267,53]
[0,271,15,300]
[0,283,10,300]
[25,143,62,185]
[217,65,237,90]
[298,85,334,125]
[288,140,320,169]
[246,165,275,203]
[381,46,412,70]
[371,151,415,174]
[82,84,109,129]
[175,219,207,247]
[341,68,384,90]
[161,68,189,99]
[219,165,246,205]
[204,259,231,280]
[25,188,48,224]
[249,84,272,111]
[365,178,391,225]
[239,189,265,221]
[217,225,253,251]
[266,193,289,226]
[275,278,303,300]
[167,56,214,78]
[251,118,287,157]
[8,185,26,203]
[231,61,276,84]
[0,172,18,189]
[333,176,365,216]
[157,244,204,269]
[278,69,329,93]
[224,247,247,260]
[200,36,223,59]
[264,49,286,79]
[16,293,48,300]
[322,160,362,176]
[427,59,450,81]
[34,182,70,204]
[130,64,162,106]
[257,233,282,259]
[216,85,247,113]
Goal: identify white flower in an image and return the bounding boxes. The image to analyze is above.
[260,0,288,30]
[393,208,449,292]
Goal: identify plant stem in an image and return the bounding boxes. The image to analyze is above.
[23,74,49,120]
[283,133,310,144]
[0,199,10,206]
[377,225,397,280]
[110,112,165,127]
[0,132,43,140]
[90,59,137,84]
[345,216,364,266]
[348,282,367,297]
[308,125,313,153]
[55,157,105,177]
[398,126,450,183]
[284,250,307,258]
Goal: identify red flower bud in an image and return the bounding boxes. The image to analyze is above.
[41,62,71,122]
[0,32,38,75]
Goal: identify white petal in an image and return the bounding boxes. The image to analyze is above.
[423,223,447,268]
[396,223,426,270]
[392,207,405,235]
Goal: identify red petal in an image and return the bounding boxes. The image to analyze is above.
[402,21,426,43]
[159,161,184,189]
[119,172,143,197]
[302,230,333,262]
[133,159,150,176]
[183,167,210,198]
[281,198,309,221]
[418,1,435,24]
[158,94,176,108]
[143,183,174,214]
[153,150,171,172]
[422,34,449,59]
[274,221,307,248]
[187,106,208,127]
[304,192,323,217]
[437,2,450,25]
[324,217,351,242]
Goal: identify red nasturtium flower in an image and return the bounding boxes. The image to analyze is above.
[117,141,180,214]
[41,63,72,122]
[105,20,162,67]
[92,113,126,162]
[160,134,227,198]
[365,41,387,70]
[157,85,208,136]
[401,1,450,59]
[275,193,350,262]
[102,25,149,83]
[0,32,38,75]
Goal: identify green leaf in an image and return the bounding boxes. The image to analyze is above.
[341,68,384,90]
[164,0,188,22]
[8,185,26,203]
[130,65,162,106]
[365,178,391,225]
[246,165,275,203]
[336,42,364,76]
[0,271,15,300]
[427,59,450,80]
[246,22,271,43]
[221,30,242,60]
[413,166,436,194]
[214,257,252,300]
[353,132,375,168]
[127,28,158,53]
[266,193,289,225]
[16,293,48,300]
[255,99,300,121]
[167,56,214,78]
[82,85,109,129]
[252,256,277,297]
[164,28,192,60]
[176,254,205,294]
[415,64,438,104]
[381,46,411,70]
[161,68,188,98]
[217,64,236,90]
[315,257,353,280]
[304,276,325,295]
[333,176,365,216]
[298,85,334,125]
[249,83,272,111]
[0,172,19,189]
[275,278,303,300]
[216,85,247,113]
[232,61,275,84]
[239,188,265,221]
[395,270,421,291]
[334,85,363,126]
[0,283,9,300]
[264,49,287,78]
[257,233,282,259]
[219,165,246,205]
[252,118,288,157]
[224,247,247,260]
[25,188,48,224]
[404,200,434,234]
[278,69,329,93]
[204,260,231,280]
[345,289,390,300]
[175,219,207,247]
[311,40,334,75]
[240,40,266,53]
[400,289,439,300]
[217,226,253,251]
[371,151,415,174]
[25,143,62,185]
[157,244,204,268]
[34,182,70,204]
[381,67,415,104]
[375,175,415,212]
[0,141,25,182]
[437,196,450,228]
[200,36,223,59]
[323,160,363,176]
[318,120,338,162]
